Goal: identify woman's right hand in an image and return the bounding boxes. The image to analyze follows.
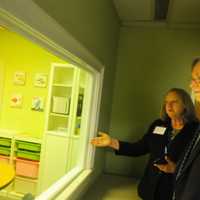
[90,132,111,147]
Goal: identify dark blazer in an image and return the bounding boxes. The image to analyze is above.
[115,119,199,200]
[173,125,200,200]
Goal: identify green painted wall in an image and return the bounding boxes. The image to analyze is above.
[0,29,65,138]
[106,26,200,178]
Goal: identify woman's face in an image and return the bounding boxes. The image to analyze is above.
[165,92,185,119]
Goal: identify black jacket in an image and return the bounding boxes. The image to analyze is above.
[115,119,199,200]
[173,125,200,200]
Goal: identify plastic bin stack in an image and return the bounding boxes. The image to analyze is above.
[0,137,11,163]
[15,141,41,179]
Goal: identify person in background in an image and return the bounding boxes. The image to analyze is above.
[91,88,199,200]
[168,58,200,200]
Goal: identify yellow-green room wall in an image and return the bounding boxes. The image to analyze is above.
[0,29,65,138]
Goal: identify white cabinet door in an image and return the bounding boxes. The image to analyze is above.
[38,134,69,192]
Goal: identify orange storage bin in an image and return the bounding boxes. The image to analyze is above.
[0,155,9,164]
[16,158,39,179]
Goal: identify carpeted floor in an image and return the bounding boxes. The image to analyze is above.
[82,174,141,200]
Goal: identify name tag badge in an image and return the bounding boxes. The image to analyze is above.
[153,126,166,135]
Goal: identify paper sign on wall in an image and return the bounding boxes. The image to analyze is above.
[31,96,44,112]
[13,71,26,85]
[34,73,48,88]
[10,94,23,108]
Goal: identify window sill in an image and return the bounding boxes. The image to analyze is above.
[35,167,92,200]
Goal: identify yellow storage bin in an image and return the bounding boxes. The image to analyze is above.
[0,146,10,156]
[14,177,37,195]
[16,150,40,161]
[0,138,11,147]
[16,141,41,152]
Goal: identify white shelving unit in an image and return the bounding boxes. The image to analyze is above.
[0,63,91,198]
[0,131,42,199]
[38,63,86,192]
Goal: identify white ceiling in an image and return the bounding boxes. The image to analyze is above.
[113,0,200,26]
[113,0,154,22]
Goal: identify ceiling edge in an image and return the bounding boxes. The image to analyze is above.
[121,20,200,30]
[122,21,167,28]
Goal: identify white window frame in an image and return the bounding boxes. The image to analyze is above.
[0,1,104,199]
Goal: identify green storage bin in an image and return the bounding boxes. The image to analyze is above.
[0,138,11,147]
[0,146,10,156]
[16,141,41,152]
[16,150,40,161]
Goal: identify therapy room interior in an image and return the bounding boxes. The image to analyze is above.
[1,1,200,200]
[0,24,96,199]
